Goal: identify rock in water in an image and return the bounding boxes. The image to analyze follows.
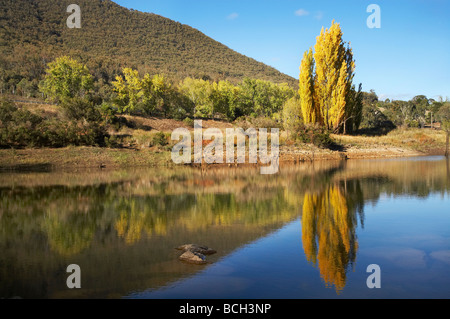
[176,244,217,264]
[176,244,217,255]
[179,250,207,264]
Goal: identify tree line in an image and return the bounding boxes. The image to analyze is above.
[109,66,295,121]
[1,19,449,152]
[0,55,297,148]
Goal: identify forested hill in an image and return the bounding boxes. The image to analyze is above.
[0,0,296,86]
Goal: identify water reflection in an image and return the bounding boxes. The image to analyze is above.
[0,156,449,298]
[301,181,364,293]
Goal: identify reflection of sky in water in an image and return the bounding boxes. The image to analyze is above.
[131,194,450,299]
[363,155,446,163]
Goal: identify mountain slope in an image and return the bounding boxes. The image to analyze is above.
[0,0,296,86]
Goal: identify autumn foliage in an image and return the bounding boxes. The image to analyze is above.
[301,184,360,293]
[299,21,363,134]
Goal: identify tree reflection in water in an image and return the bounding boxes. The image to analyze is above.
[301,178,364,293]
[0,157,449,298]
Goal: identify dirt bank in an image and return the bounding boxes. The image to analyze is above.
[0,142,443,172]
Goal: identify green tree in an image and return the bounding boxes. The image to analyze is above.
[210,80,240,120]
[343,84,363,133]
[179,77,214,118]
[113,70,175,116]
[17,78,38,97]
[238,78,294,119]
[430,99,444,128]
[237,78,258,117]
[362,90,379,106]
[40,56,93,102]
[112,67,143,113]
[60,98,108,146]
[151,74,173,117]
[410,95,429,128]
[282,96,302,138]
[386,100,408,127]
[269,82,295,118]
[139,73,155,113]
[437,103,450,157]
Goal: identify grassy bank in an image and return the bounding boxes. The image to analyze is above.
[0,127,446,171]
[0,99,447,171]
[279,129,446,163]
[0,146,173,171]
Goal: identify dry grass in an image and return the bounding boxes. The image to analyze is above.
[0,146,173,170]
[332,128,446,154]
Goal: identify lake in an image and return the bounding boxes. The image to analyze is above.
[0,156,449,299]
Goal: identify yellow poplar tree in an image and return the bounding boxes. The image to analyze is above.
[330,60,349,131]
[299,20,358,133]
[299,48,319,123]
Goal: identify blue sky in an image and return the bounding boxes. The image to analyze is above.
[114,0,450,101]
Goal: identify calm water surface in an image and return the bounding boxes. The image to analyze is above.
[0,156,449,299]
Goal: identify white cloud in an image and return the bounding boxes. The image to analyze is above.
[227,12,239,20]
[295,9,309,17]
[314,11,323,20]
[430,250,450,265]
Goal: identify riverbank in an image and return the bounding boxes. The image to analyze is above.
[1,98,447,171]
[0,127,446,171]
[0,146,172,171]
[280,128,446,163]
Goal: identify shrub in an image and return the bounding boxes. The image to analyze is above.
[104,135,120,148]
[99,102,119,126]
[282,96,302,136]
[293,123,334,148]
[39,119,72,147]
[183,117,194,127]
[61,98,102,122]
[249,116,282,129]
[0,98,46,147]
[172,106,188,120]
[60,98,109,146]
[0,97,109,148]
[151,131,168,147]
